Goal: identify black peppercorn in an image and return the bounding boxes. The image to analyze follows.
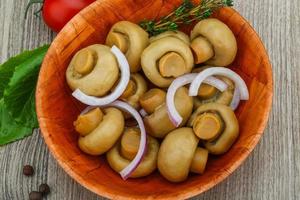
[29,191,42,200]
[23,165,34,176]
[39,183,50,195]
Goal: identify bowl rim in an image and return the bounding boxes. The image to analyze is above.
[36,4,273,200]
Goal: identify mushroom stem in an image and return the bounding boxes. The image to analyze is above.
[158,52,186,78]
[190,147,209,174]
[197,83,218,99]
[73,49,96,75]
[120,80,136,99]
[74,108,103,136]
[106,32,129,53]
[120,128,141,160]
[139,88,166,114]
[190,36,214,64]
[192,112,223,141]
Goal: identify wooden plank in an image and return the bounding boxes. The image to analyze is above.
[0,0,299,199]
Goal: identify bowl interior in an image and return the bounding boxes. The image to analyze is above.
[36,0,273,199]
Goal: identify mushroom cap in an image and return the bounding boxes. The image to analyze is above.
[106,135,159,178]
[66,44,119,96]
[141,37,194,87]
[188,103,239,155]
[144,87,193,138]
[191,18,237,66]
[106,21,149,72]
[149,31,190,45]
[158,127,199,182]
[78,107,124,155]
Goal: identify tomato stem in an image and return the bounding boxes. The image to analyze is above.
[25,0,44,19]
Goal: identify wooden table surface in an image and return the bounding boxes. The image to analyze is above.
[0,0,299,199]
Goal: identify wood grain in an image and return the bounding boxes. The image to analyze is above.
[0,0,299,200]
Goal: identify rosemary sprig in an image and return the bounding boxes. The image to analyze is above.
[140,0,233,36]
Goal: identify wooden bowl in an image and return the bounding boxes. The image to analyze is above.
[36,0,273,199]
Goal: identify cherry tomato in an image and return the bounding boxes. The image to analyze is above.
[42,0,95,32]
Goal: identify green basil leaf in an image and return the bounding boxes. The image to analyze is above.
[3,45,49,128]
[0,99,32,146]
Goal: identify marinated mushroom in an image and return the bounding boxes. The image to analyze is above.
[107,127,159,178]
[141,37,194,87]
[190,18,237,66]
[158,128,208,182]
[106,21,149,72]
[119,73,148,109]
[143,87,193,138]
[78,107,125,155]
[66,44,119,96]
[188,103,239,155]
[149,30,190,45]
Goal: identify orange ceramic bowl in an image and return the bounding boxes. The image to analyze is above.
[36,0,273,199]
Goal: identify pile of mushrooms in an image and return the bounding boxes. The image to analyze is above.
[66,18,249,183]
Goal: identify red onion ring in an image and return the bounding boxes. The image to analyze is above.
[139,109,148,117]
[166,73,228,127]
[108,101,147,180]
[72,46,130,106]
[189,67,249,100]
[230,86,240,110]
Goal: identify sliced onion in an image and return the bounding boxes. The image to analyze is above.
[72,45,130,106]
[139,109,148,117]
[203,76,228,92]
[166,73,228,127]
[189,67,249,100]
[107,101,147,180]
[230,86,241,110]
